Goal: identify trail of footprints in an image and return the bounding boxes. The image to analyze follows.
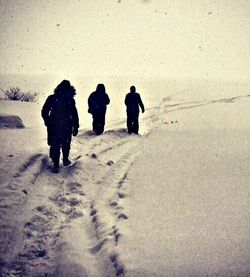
[86,138,144,276]
[89,200,125,276]
[2,128,144,276]
[2,166,87,276]
[88,163,131,276]
[1,105,153,275]
[49,181,85,220]
[83,132,133,160]
[16,179,86,276]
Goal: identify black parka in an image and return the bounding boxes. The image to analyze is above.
[125,92,144,116]
[88,91,110,115]
[41,94,79,145]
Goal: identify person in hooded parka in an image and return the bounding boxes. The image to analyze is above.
[41,80,79,173]
[125,85,145,134]
[88,83,110,135]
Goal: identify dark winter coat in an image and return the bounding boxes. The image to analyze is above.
[125,92,144,116]
[41,94,79,145]
[88,91,110,115]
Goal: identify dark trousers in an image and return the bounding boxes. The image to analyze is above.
[127,113,139,134]
[92,112,106,135]
[49,139,71,168]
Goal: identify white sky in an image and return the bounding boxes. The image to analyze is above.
[0,0,250,80]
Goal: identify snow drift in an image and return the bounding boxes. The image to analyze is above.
[0,114,25,129]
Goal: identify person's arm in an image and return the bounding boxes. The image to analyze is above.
[138,94,145,113]
[71,99,79,136]
[105,93,110,105]
[41,95,53,126]
[88,94,93,113]
[125,94,128,106]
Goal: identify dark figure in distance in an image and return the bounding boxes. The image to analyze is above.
[125,86,145,134]
[41,80,79,173]
[88,84,110,135]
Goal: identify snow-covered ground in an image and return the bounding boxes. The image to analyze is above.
[0,81,250,276]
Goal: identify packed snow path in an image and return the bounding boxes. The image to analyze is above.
[0,101,159,276]
[0,134,137,275]
[1,93,250,276]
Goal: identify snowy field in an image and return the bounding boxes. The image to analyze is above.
[0,79,250,276]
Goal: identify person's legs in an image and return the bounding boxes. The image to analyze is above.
[98,111,106,134]
[62,142,71,166]
[61,130,72,165]
[133,115,139,134]
[127,113,133,134]
[50,143,60,172]
[95,112,105,135]
[92,114,98,133]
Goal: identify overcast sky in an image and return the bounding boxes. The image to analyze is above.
[0,0,249,81]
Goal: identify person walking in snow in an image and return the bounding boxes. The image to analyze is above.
[125,86,145,134]
[41,80,79,173]
[88,84,110,135]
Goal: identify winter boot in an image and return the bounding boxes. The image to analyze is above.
[63,159,71,166]
[51,166,59,174]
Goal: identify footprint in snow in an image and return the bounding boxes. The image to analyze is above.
[67,181,85,195]
[118,213,128,220]
[117,192,125,199]
[90,209,97,216]
[107,160,114,166]
[68,208,84,219]
[110,201,118,207]
[35,205,54,217]
[67,181,82,192]
[89,239,107,254]
[24,215,52,233]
